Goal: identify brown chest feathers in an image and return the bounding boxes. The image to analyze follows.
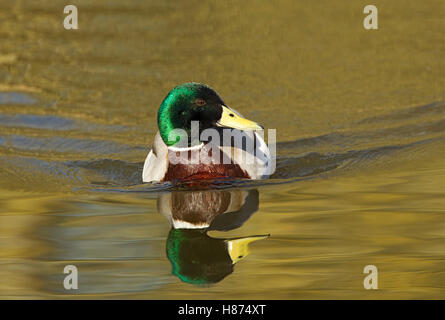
[163,146,250,181]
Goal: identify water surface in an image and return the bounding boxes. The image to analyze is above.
[0,0,445,299]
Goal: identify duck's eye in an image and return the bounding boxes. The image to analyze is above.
[229,113,235,117]
[195,98,206,106]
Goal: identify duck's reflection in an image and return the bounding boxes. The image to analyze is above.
[158,189,268,285]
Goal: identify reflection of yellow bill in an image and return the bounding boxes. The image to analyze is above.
[227,235,269,263]
[217,106,263,131]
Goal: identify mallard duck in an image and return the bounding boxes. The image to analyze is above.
[142,83,271,182]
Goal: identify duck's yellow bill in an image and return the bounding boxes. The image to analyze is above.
[226,234,269,264]
[217,106,263,131]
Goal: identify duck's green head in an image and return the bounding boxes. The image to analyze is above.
[157,83,263,147]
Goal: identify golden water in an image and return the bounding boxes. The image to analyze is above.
[0,0,444,298]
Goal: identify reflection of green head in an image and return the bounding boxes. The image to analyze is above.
[166,228,233,285]
[166,228,269,285]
